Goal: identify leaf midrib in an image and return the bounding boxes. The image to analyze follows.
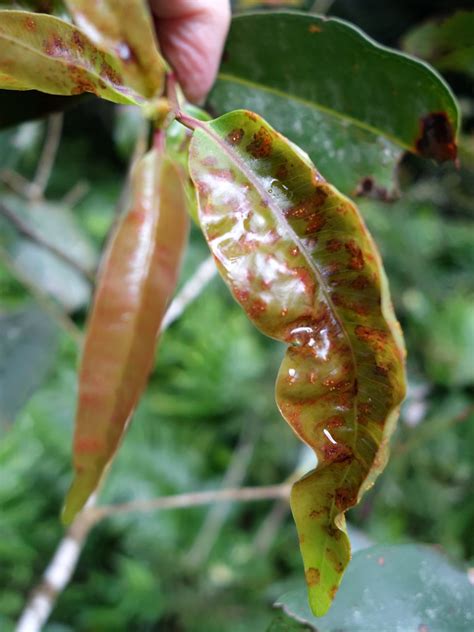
[0,15,137,104]
[217,73,412,153]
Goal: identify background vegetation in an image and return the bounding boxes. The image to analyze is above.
[1,1,473,630]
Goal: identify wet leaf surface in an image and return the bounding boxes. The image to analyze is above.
[210,12,460,195]
[64,0,166,99]
[275,544,474,631]
[189,109,406,616]
[62,149,189,524]
[0,10,143,104]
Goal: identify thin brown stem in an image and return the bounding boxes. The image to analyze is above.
[27,113,63,201]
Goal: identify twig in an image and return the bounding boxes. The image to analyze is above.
[161,256,217,330]
[15,251,219,632]
[16,484,291,632]
[27,114,63,202]
[0,169,32,198]
[186,421,260,569]
[252,498,290,555]
[61,181,90,208]
[0,201,95,284]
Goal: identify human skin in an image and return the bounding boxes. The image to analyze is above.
[150,0,231,103]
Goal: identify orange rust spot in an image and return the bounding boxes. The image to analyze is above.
[233,287,250,303]
[334,486,357,510]
[322,442,354,464]
[326,238,343,252]
[329,585,339,600]
[44,35,67,57]
[355,325,388,351]
[325,524,342,540]
[244,110,258,121]
[416,112,457,162]
[374,364,389,378]
[309,24,322,33]
[74,437,104,454]
[289,246,299,257]
[24,16,36,31]
[276,163,289,180]
[101,61,121,86]
[309,508,325,518]
[305,567,321,587]
[350,275,370,290]
[324,415,345,429]
[246,126,273,158]
[227,128,244,145]
[326,547,344,572]
[72,30,86,53]
[247,298,267,318]
[345,240,365,270]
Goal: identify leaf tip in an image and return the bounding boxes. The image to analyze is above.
[61,470,99,526]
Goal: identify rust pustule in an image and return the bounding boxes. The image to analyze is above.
[24,16,36,31]
[246,126,273,158]
[305,567,321,586]
[415,112,457,162]
[227,128,245,145]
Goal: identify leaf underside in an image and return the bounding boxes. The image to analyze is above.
[62,151,189,524]
[0,10,142,104]
[210,12,460,195]
[64,0,166,99]
[189,110,406,616]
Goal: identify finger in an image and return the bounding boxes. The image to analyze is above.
[150,0,231,103]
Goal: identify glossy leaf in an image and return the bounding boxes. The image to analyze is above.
[166,104,211,223]
[275,544,474,631]
[0,10,143,104]
[0,305,58,426]
[62,149,189,524]
[403,10,474,79]
[209,12,460,195]
[189,110,406,616]
[64,0,166,99]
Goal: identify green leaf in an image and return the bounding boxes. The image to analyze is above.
[267,613,311,632]
[62,150,189,524]
[275,544,474,631]
[64,0,166,99]
[403,10,474,79]
[188,109,406,616]
[0,305,58,426]
[0,197,98,311]
[166,104,211,223]
[0,10,143,104]
[210,12,460,196]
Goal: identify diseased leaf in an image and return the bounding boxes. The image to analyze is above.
[210,12,460,195]
[0,305,58,426]
[189,110,406,616]
[64,0,166,99]
[403,10,474,79]
[0,10,143,104]
[166,104,211,223]
[62,149,189,524]
[275,544,474,631]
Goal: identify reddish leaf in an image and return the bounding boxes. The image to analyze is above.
[62,150,189,524]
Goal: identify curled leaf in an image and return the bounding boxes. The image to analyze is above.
[0,10,142,104]
[64,0,166,99]
[62,150,189,524]
[188,110,406,616]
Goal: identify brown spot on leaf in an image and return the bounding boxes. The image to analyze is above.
[329,585,339,600]
[247,298,267,318]
[44,35,67,57]
[335,486,357,510]
[416,112,457,162]
[246,126,273,158]
[355,325,388,351]
[345,240,365,270]
[72,30,86,53]
[326,239,343,252]
[306,567,321,586]
[309,508,325,519]
[322,443,354,464]
[24,16,36,31]
[276,163,289,179]
[309,24,322,33]
[101,61,121,86]
[355,176,395,201]
[227,128,244,145]
[74,437,104,454]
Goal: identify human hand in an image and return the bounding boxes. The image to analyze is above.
[150,0,231,103]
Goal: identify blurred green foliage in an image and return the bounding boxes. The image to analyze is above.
[1,2,474,631]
